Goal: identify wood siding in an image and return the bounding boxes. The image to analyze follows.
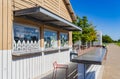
[0,0,13,79]
[0,0,12,50]
[0,0,73,79]
[13,0,72,22]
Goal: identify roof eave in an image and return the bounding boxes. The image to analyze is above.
[64,0,77,22]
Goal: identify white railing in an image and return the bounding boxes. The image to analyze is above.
[13,40,40,53]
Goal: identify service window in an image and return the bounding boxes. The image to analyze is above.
[44,29,57,48]
[60,33,68,47]
[13,23,40,53]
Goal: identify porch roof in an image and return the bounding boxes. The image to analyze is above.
[14,6,82,31]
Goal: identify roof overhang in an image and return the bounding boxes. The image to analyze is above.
[64,0,76,21]
[14,6,82,31]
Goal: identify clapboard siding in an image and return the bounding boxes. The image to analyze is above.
[0,0,2,50]
[43,0,60,15]
[13,0,72,22]
[0,0,73,79]
[0,0,2,77]
[0,0,12,50]
[60,0,72,21]
[11,51,70,79]
[12,54,43,79]
[0,0,12,79]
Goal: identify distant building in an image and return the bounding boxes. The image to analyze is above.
[94,31,102,46]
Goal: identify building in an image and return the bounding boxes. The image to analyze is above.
[94,31,102,46]
[0,0,81,79]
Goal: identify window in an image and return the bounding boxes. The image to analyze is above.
[13,23,40,53]
[44,30,57,48]
[60,33,68,47]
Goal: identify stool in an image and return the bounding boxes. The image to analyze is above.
[52,61,68,79]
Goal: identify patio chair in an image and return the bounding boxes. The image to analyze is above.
[52,61,68,79]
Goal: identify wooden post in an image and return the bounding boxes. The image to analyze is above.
[40,25,44,49]
[69,31,72,47]
[57,31,60,47]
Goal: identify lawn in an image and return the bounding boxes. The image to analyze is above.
[115,43,120,46]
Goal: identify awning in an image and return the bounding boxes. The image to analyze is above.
[71,47,107,65]
[14,6,82,31]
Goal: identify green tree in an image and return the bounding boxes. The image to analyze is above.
[118,39,120,42]
[81,27,90,44]
[102,35,113,43]
[82,16,89,28]
[72,31,81,44]
[88,25,97,45]
[72,16,97,46]
[72,16,82,44]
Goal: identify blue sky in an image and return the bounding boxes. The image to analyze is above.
[70,0,120,40]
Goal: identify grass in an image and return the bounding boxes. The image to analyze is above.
[115,43,120,46]
[103,43,109,46]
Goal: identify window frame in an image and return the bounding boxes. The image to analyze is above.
[60,32,69,47]
[13,23,40,54]
[44,29,58,49]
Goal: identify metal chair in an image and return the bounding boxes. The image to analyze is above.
[52,61,68,79]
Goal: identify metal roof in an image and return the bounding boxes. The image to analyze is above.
[14,6,82,31]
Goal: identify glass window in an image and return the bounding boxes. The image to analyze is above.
[60,33,68,47]
[44,30,57,48]
[13,23,40,53]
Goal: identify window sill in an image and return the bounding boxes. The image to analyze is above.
[44,48,59,52]
[12,50,42,56]
[60,46,70,50]
[12,47,71,56]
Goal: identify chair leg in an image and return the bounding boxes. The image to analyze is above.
[66,68,68,79]
[54,69,57,79]
[52,69,57,79]
[52,69,55,79]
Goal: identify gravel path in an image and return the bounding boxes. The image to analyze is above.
[102,44,120,79]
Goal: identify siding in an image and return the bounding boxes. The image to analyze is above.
[12,54,43,79]
[0,0,72,79]
[0,0,12,50]
[13,0,72,22]
[11,50,70,79]
[0,1,12,79]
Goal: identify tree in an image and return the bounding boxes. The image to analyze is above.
[88,25,97,45]
[72,31,81,44]
[118,39,120,42]
[72,16,82,44]
[82,16,89,28]
[72,16,97,46]
[102,35,113,43]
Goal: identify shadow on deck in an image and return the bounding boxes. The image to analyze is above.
[40,62,78,79]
